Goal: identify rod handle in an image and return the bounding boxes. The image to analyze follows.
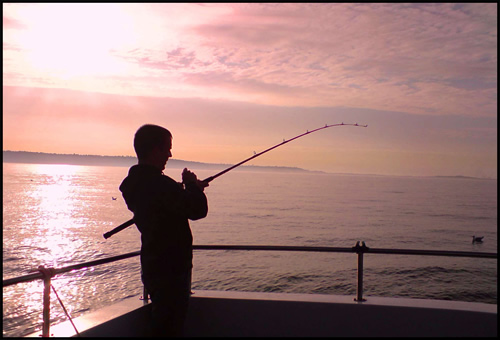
[103,219,135,239]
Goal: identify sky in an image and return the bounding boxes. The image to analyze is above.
[3,3,497,178]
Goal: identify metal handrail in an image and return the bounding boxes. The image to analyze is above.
[3,251,141,287]
[2,243,497,337]
[193,244,497,258]
[3,245,495,287]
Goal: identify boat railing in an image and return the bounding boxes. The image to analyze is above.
[3,242,497,337]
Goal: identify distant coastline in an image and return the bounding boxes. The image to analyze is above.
[2,150,314,174]
[433,175,488,180]
[3,151,494,179]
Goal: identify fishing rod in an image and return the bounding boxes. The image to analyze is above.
[103,122,367,239]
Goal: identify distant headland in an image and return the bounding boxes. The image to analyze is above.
[3,151,493,179]
[2,150,315,174]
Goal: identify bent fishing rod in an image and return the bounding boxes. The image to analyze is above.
[103,122,367,239]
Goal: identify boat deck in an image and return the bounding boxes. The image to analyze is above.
[27,290,497,337]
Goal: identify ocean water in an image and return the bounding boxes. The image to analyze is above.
[2,162,497,337]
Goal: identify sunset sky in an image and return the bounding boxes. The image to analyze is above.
[3,3,497,178]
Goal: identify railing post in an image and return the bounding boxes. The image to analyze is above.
[142,285,149,304]
[42,274,50,337]
[38,266,55,337]
[353,241,369,302]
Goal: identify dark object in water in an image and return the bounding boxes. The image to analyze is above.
[472,235,484,243]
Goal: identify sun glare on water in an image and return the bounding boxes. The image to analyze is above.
[2,165,100,335]
[25,164,89,266]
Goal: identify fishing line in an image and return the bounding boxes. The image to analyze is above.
[103,122,367,239]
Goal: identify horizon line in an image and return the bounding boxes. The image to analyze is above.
[3,150,495,180]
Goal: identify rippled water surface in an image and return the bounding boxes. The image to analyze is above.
[3,163,497,337]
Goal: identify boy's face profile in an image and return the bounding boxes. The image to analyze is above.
[154,137,172,171]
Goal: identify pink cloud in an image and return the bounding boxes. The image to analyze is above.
[3,3,497,118]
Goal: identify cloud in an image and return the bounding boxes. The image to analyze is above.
[172,4,496,116]
[116,48,196,71]
[3,3,497,118]
[3,16,27,30]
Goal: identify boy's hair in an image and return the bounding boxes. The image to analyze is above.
[134,124,172,161]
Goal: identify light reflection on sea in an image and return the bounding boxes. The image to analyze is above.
[3,162,497,337]
[3,163,142,336]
